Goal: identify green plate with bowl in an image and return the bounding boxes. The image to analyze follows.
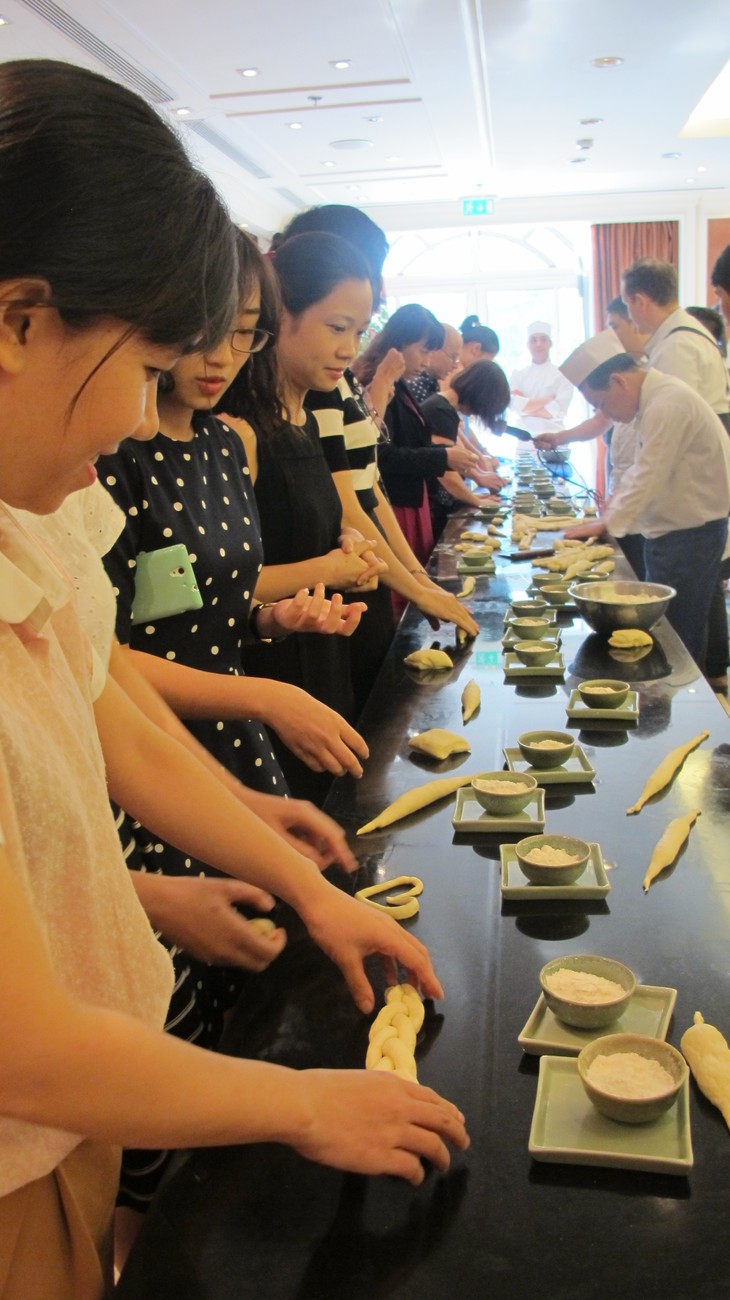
[452,786,545,833]
[503,744,596,784]
[456,558,495,575]
[528,1056,692,1174]
[500,842,610,898]
[518,985,677,1056]
[504,651,565,679]
[566,688,639,723]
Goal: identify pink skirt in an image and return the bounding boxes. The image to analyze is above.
[392,488,434,620]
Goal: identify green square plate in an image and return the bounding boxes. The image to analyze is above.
[456,559,496,575]
[503,745,596,784]
[528,1056,693,1174]
[566,688,639,723]
[504,652,565,679]
[500,842,610,899]
[452,786,545,833]
[518,985,677,1056]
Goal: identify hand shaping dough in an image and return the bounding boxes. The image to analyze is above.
[357,772,483,834]
[355,875,424,920]
[456,576,476,599]
[642,808,701,892]
[626,732,709,814]
[403,648,454,671]
[248,917,277,936]
[408,728,471,761]
[366,984,425,1081]
[462,678,481,722]
[681,1012,730,1132]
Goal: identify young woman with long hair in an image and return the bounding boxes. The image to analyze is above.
[0,61,467,1298]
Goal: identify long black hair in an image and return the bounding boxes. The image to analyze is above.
[0,60,236,354]
[450,360,510,428]
[353,304,444,387]
[277,205,388,301]
[273,231,372,316]
[213,231,286,435]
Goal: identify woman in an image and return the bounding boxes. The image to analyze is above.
[273,207,479,696]
[235,233,387,795]
[353,305,480,564]
[0,60,467,1299]
[459,315,500,367]
[422,360,512,539]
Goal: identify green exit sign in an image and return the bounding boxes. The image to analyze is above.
[462,196,495,217]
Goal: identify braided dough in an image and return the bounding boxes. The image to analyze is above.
[366,984,425,1081]
[355,875,424,920]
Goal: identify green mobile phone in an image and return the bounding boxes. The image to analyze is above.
[131,544,203,623]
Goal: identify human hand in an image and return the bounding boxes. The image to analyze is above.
[373,347,406,391]
[340,529,388,586]
[445,444,480,475]
[299,887,444,1013]
[533,432,560,450]
[470,470,508,492]
[414,582,479,638]
[245,789,360,872]
[292,1069,469,1185]
[131,873,286,969]
[263,684,369,780]
[271,585,367,637]
[563,520,607,540]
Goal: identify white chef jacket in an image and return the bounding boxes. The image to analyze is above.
[604,370,730,539]
[647,308,730,415]
[608,419,639,495]
[509,361,574,436]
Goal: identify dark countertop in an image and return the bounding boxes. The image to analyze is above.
[118,513,730,1300]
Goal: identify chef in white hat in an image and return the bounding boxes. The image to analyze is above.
[509,320,574,443]
[561,330,730,668]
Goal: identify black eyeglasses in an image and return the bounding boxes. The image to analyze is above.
[230,327,273,354]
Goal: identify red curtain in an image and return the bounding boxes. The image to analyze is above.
[589,221,678,500]
[591,221,679,332]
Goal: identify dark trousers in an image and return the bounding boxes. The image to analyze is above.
[617,533,646,580]
[705,555,730,680]
[644,518,728,669]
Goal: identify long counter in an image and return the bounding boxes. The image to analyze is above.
[118,512,730,1300]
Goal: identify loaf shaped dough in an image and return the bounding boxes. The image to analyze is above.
[681,1012,730,1131]
[408,728,471,761]
[357,772,481,834]
[403,648,454,671]
[462,678,481,722]
[609,629,653,648]
[456,575,476,599]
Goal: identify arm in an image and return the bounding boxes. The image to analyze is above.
[94,673,444,1012]
[253,545,374,602]
[534,412,611,451]
[544,371,575,422]
[0,844,467,1180]
[365,348,406,420]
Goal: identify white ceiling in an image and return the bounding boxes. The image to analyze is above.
[1,0,729,237]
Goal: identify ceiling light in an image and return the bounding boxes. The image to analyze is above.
[686,177,695,183]
[321,160,336,168]
[175,107,192,117]
[364,115,382,123]
[386,155,400,162]
[239,67,258,78]
[576,138,594,149]
[288,122,303,130]
[591,56,624,68]
[348,185,361,192]
[329,138,373,150]
[330,59,351,70]
[570,156,588,164]
[662,151,682,159]
[239,222,249,229]
[580,117,602,125]
[0,15,9,24]
[697,165,707,172]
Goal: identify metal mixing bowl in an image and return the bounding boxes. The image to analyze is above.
[568,580,675,634]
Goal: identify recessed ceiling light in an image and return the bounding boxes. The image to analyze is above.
[330,59,351,70]
[591,56,624,68]
[329,138,373,150]
[321,160,336,168]
[239,222,249,229]
[662,151,682,159]
[175,107,192,117]
[386,155,401,162]
[697,165,707,173]
[239,67,259,78]
[580,117,602,125]
[288,122,303,130]
[364,115,382,124]
[686,177,695,183]
[570,156,588,164]
[0,15,9,24]
[576,138,594,149]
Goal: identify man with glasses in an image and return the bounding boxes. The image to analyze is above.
[407,322,462,403]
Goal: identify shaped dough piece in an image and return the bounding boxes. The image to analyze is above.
[642,808,701,892]
[408,728,471,761]
[456,575,476,600]
[248,917,276,936]
[366,984,424,1080]
[403,648,454,671]
[681,1012,730,1132]
[357,772,482,834]
[462,678,481,722]
[626,731,710,815]
[609,629,653,648]
[355,875,424,920]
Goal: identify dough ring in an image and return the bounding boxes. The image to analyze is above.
[355,874,424,920]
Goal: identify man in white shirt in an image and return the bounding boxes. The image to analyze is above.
[622,258,730,425]
[510,320,574,440]
[561,331,730,666]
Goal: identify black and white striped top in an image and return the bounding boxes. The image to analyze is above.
[305,370,380,511]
